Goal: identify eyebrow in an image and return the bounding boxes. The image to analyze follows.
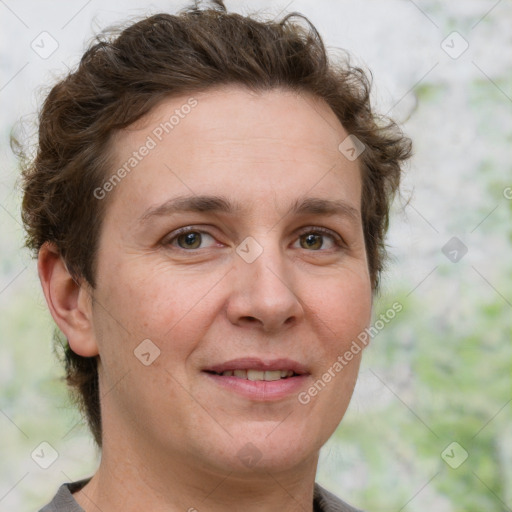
[138,194,360,224]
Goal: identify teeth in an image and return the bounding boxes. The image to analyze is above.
[219,369,295,381]
[247,370,265,381]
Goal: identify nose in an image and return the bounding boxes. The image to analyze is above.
[225,239,305,333]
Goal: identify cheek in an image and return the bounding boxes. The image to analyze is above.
[294,273,370,447]
[94,261,222,359]
[315,269,372,342]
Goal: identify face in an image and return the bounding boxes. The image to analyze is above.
[90,86,372,477]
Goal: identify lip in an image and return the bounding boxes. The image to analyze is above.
[203,357,309,375]
[202,357,310,401]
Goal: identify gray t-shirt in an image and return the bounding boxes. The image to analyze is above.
[38,478,363,512]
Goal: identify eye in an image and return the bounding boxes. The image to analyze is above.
[294,227,343,251]
[165,228,218,250]
[163,226,344,252]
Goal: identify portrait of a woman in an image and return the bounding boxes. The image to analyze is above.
[17,1,413,510]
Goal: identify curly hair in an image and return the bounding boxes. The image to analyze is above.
[15,0,411,447]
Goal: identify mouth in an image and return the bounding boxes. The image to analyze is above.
[204,368,300,381]
[202,358,310,401]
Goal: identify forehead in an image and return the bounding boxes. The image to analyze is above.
[106,86,361,219]
[119,86,345,155]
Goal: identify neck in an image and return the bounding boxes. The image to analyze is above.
[74,431,319,512]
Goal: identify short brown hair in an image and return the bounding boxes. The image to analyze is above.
[16,1,411,447]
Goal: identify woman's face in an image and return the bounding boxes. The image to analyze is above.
[90,86,372,476]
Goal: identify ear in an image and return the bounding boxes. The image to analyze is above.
[38,242,99,357]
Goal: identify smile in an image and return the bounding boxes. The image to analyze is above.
[202,358,310,400]
[208,369,298,381]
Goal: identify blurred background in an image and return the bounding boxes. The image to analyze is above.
[1,0,511,510]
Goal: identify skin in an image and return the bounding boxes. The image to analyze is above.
[39,86,373,512]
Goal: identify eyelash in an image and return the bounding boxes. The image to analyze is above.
[164,226,345,252]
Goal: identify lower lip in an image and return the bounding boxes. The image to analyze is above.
[203,372,309,401]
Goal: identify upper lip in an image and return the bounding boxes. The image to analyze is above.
[203,358,309,375]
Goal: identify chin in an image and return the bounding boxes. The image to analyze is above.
[215,425,321,475]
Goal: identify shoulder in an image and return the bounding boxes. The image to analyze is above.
[314,483,365,512]
[38,478,90,512]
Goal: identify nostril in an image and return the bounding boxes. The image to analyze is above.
[242,316,258,322]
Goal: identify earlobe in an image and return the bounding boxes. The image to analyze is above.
[38,242,99,357]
